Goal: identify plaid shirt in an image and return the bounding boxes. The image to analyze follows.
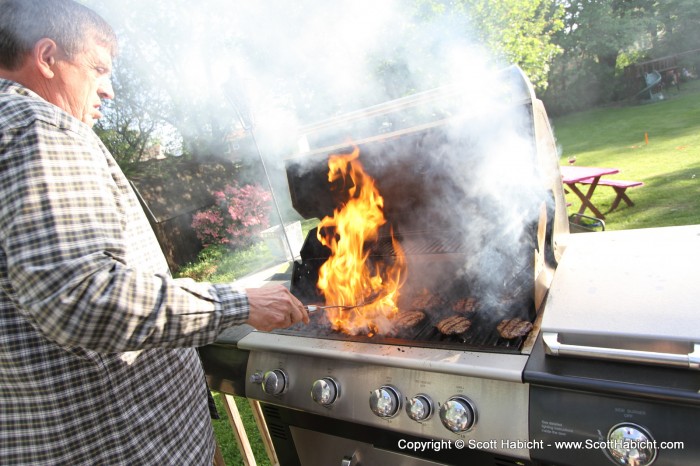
[0,79,250,465]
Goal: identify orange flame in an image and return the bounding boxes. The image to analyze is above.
[316,146,406,336]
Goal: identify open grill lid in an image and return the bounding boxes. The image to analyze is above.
[283,65,569,264]
[286,66,544,220]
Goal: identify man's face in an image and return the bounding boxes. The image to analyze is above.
[49,37,114,127]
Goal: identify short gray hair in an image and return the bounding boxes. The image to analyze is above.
[0,0,118,70]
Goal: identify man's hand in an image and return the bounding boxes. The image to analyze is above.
[245,285,309,331]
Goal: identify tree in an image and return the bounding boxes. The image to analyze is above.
[412,0,565,92]
[647,0,700,58]
[542,0,653,114]
[93,61,181,175]
[542,0,700,115]
[84,0,241,162]
[84,0,567,156]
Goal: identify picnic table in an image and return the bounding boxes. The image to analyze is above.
[560,165,619,219]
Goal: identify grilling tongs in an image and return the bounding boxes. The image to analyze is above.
[305,304,364,313]
[305,293,383,313]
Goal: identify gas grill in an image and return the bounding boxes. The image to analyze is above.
[200,66,700,466]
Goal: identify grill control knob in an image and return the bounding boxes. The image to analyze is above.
[606,423,657,466]
[249,371,264,384]
[261,369,288,396]
[439,396,477,432]
[369,385,402,418]
[311,377,339,406]
[406,394,434,422]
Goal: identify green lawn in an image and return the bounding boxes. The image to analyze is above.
[211,393,272,466]
[205,80,700,465]
[551,79,700,230]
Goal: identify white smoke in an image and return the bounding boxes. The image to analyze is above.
[83,0,552,315]
[83,0,498,146]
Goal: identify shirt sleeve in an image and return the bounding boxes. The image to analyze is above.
[0,114,250,353]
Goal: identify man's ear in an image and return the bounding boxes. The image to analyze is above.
[34,38,59,79]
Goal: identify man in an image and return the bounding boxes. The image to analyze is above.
[0,0,308,464]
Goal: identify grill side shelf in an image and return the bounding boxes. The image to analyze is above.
[524,332,700,406]
[543,332,700,370]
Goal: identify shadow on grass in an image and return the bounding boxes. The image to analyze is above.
[566,162,700,230]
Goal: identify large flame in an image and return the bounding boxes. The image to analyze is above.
[317,146,406,336]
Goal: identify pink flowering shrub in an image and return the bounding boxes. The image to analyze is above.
[192,182,272,248]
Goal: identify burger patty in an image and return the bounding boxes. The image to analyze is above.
[393,310,426,330]
[408,288,444,310]
[496,318,533,339]
[451,297,477,314]
[436,315,472,335]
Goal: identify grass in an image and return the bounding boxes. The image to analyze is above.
[193,82,700,465]
[210,394,272,466]
[178,219,319,284]
[552,79,700,229]
[178,242,275,282]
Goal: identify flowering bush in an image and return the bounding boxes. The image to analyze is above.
[192,182,272,249]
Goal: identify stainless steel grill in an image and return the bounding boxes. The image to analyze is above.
[201,66,700,466]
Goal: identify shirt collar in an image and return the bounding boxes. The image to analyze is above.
[0,77,46,101]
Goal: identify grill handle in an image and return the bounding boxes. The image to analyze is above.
[542,332,700,370]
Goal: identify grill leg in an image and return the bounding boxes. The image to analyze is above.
[213,442,226,466]
[221,394,258,466]
[249,399,280,466]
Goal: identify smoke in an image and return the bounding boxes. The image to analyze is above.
[84,0,499,149]
[84,0,552,315]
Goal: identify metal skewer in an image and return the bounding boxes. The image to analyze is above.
[305,291,385,313]
[306,304,364,313]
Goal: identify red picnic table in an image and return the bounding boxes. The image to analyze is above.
[560,165,619,219]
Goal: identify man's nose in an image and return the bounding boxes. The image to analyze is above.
[99,79,115,100]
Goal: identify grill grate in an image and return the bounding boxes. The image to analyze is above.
[288,225,536,353]
[277,293,533,354]
[370,231,468,256]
